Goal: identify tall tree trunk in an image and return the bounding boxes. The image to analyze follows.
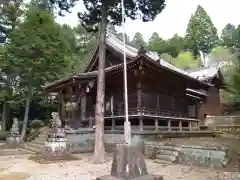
[1,102,7,131]
[20,72,32,141]
[92,2,107,164]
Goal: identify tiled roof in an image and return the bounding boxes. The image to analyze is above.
[43,32,221,90]
[106,32,217,83]
[43,63,123,90]
[186,66,220,81]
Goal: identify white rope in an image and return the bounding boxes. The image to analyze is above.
[121,0,131,144]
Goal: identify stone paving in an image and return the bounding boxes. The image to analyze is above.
[0,153,239,180]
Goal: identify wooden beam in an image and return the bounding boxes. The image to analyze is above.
[186,93,201,100]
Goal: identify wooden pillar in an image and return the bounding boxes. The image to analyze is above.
[171,96,174,110]
[139,117,143,131]
[137,82,142,108]
[179,120,182,131]
[110,95,115,130]
[154,119,158,131]
[81,93,86,122]
[59,91,66,128]
[156,94,160,111]
[168,120,171,131]
[137,82,143,131]
[189,121,192,131]
[89,117,93,128]
[197,121,200,131]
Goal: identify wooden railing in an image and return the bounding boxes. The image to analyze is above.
[88,107,196,119]
[86,91,197,119]
[104,125,200,131]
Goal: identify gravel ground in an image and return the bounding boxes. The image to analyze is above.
[0,154,239,180]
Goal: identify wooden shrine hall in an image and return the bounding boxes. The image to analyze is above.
[43,33,224,132]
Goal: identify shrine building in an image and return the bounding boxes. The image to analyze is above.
[43,33,224,132]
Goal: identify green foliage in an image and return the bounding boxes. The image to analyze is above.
[147,32,168,54]
[167,34,187,57]
[208,46,236,66]
[8,6,71,87]
[50,0,166,32]
[221,23,236,47]
[173,51,200,70]
[0,3,97,126]
[0,2,23,43]
[31,0,53,13]
[160,53,174,64]
[132,32,146,48]
[59,24,98,73]
[6,7,74,139]
[185,5,219,55]
[147,32,187,58]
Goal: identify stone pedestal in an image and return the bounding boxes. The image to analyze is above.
[6,118,20,147]
[6,132,20,146]
[43,127,68,158]
[97,143,163,180]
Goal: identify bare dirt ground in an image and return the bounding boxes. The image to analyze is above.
[0,153,239,180]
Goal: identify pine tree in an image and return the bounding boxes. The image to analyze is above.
[8,7,71,140]
[132,32,146,48]
[0,2,23,43]
[167,34,186,57]
[221,23,236,47]
[147,32,168,55]
[185,5,219,56]
[31,0,54,13]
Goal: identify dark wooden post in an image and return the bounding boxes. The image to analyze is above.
[189,121,192,131]
[59,90,66,128]
[179,120,182,131]
[137,82,143,131]
[154,119,158,131]
[168,120,171,131]
[110,94,115,130]
[81,92,87,122]
[89,116,93,128]
[156,94,160,111]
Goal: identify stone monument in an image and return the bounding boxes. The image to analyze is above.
[6,118,20,146]
[43,112,69,159]
[51,112,61,128]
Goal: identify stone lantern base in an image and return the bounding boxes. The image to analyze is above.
[43,127,69,158]
[29,127,79,164]
[6,132,20,147]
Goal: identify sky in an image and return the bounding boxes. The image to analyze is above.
[56,0,240,41]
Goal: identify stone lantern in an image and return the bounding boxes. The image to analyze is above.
[6,118,20,146]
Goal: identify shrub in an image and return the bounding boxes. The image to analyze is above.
[0,131,8,140]
[30,119,45,129]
